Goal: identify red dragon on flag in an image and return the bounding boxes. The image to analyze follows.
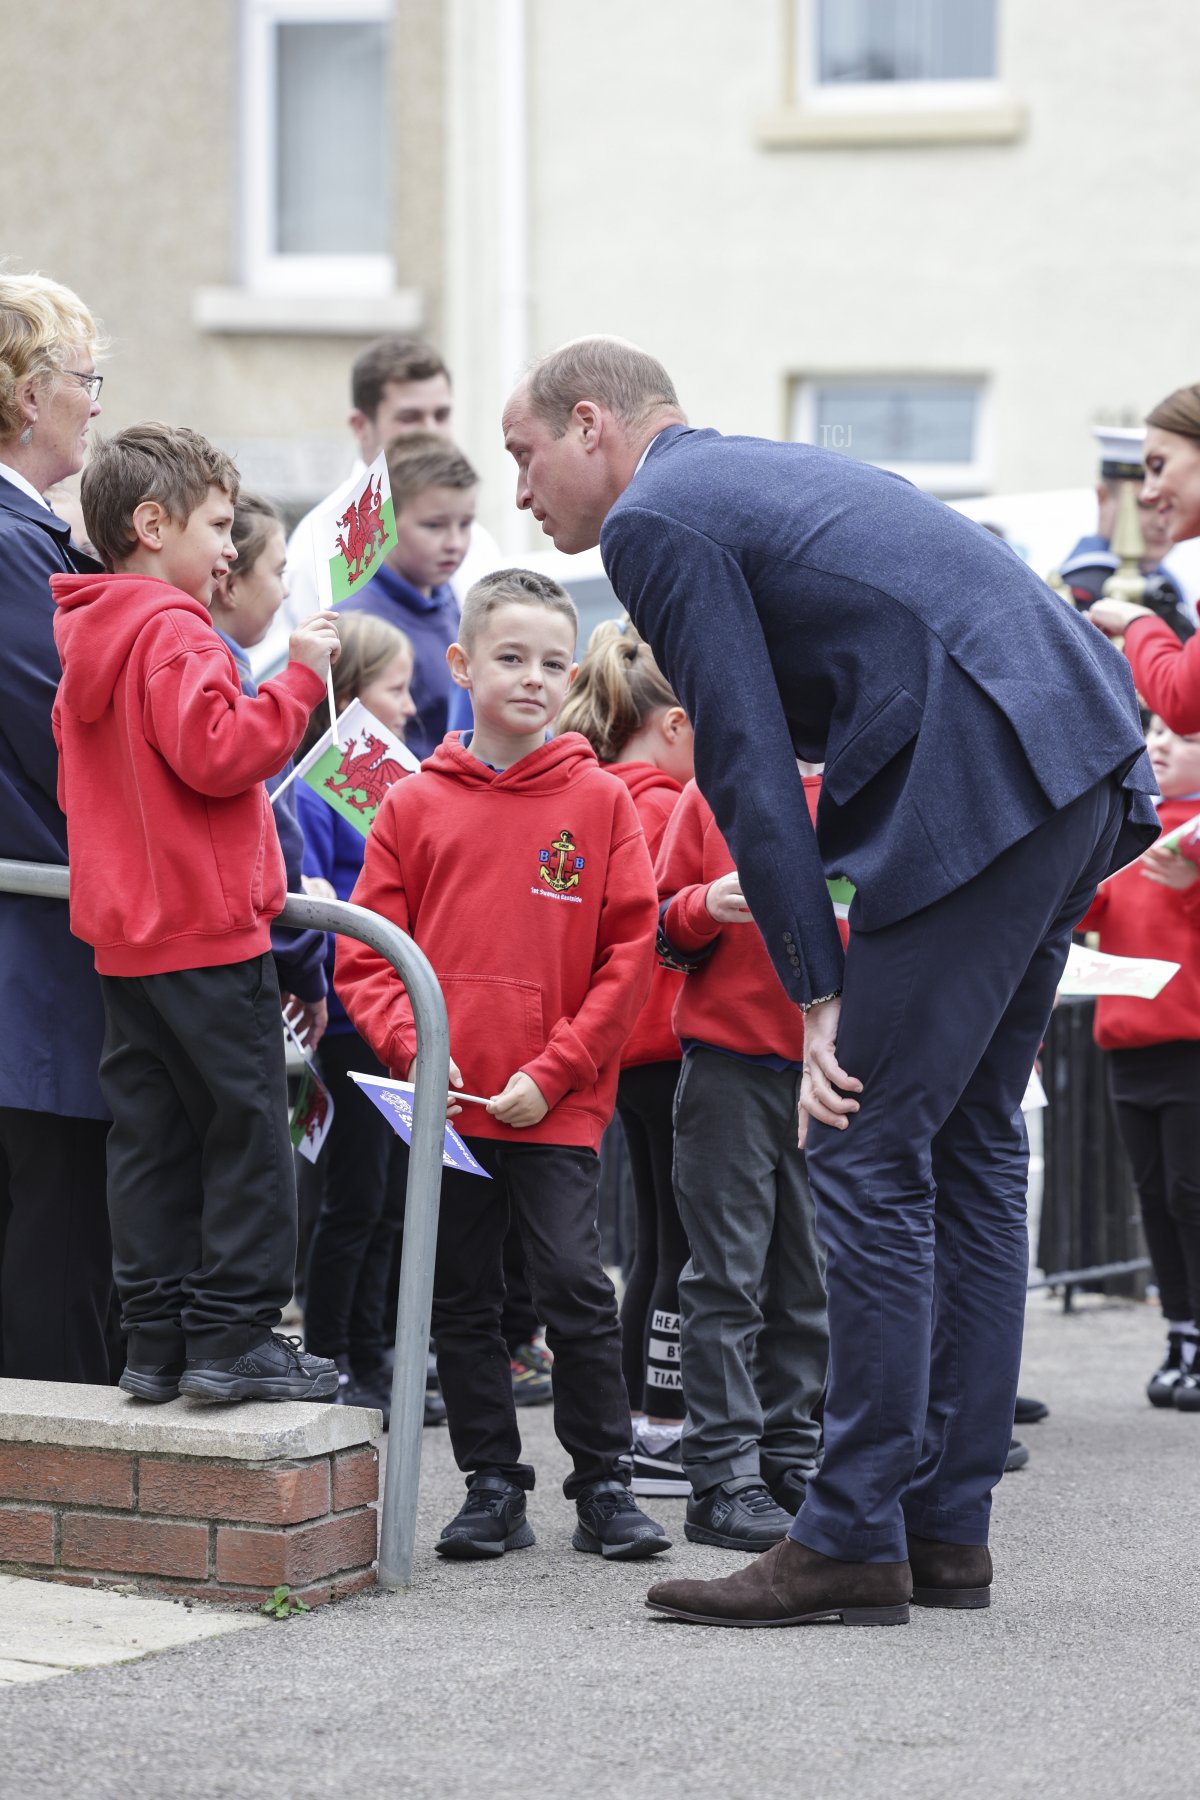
[335,473,390,586]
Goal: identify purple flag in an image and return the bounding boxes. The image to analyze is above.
[348,1073,492,1179]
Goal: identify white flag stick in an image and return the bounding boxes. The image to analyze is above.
[326,662,339,743]
[281,1004,313,1059]
[268,734,331,813]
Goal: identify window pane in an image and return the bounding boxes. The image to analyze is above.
[276,20,389,255]
[812,385,977,464]
[816,0,996,83]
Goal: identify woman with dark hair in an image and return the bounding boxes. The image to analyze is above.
[1091,384,1200,728]
[0,272,113,1382]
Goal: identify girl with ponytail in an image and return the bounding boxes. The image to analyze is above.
[558,618,694,1494]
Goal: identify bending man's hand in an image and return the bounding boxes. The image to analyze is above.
[798,996,862,1149]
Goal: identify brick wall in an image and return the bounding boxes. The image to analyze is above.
[0,1442,378,1607]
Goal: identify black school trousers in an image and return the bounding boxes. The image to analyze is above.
[0,1106,113,1382]
[432,1138,632,1497]
[1108,1042,1200,1325]
[98,956,296,1364]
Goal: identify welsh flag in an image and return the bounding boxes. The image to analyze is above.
[311,448,396,608]
[826,875,854,921]
[288,699,420,837]
[289,1062,334,1164]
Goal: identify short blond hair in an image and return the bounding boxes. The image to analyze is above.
[82,423,240,572]
[524,337,682,438]
[384,430,477,512]
[458,568,578,650]
[0,272,103,441]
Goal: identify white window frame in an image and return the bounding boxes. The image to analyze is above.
[793,0,1005,114]
[239,0,393,296]
[790,376,992,498]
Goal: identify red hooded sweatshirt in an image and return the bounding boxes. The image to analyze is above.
[602,762,684,1068]
[336,731,657,1151]
[1076,794,1200,1050]
[51,571,324,976]
[656,776,847,1063]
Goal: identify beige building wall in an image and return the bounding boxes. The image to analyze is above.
[448,0,1200,549]
[5,0,447,510]
[7,1,1200,546]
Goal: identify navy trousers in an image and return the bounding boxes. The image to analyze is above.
[793,778,1126,1562]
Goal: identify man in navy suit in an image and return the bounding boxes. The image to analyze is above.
[502,339,1158,1629]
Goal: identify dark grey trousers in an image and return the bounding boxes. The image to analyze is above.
[673,1048,828,1494]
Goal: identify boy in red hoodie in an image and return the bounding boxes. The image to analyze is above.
[336,568,671,1562]
[655,773,839,1549]
[52,422,341,1405]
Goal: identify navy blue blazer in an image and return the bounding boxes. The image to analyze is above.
[601,427,1159,1007]
[0,477,108,1118]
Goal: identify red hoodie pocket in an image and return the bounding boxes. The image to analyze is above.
[438,974,546,1093]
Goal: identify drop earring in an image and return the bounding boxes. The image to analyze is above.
[19,425,33,446]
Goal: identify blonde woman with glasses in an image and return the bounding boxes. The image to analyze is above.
[0,271,113,1385]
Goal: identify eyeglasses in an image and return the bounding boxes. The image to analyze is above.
[65,370,103,402]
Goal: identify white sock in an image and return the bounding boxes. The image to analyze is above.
[639,1422,684,1454]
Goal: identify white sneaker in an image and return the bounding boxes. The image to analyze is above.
[630,1426,691,1497]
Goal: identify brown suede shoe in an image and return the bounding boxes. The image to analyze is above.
[645,1537,911,1628]
[907,1532,992,1609]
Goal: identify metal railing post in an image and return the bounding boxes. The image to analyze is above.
[277,893,449,1589]
[0,859,448,1591]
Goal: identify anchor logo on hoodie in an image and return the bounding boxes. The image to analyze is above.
[539,828,586,893]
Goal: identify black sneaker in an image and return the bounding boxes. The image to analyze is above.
[573,1480,671,1560]
[435,1475,535,1559]
[338,1368,390,1428]
[630,1428,690,1497]
[511,1341,553,1407]
[118,1362,184,1404]
[178,1334,339,1403]
[1172,1351,1200,1412]
[1014,1393,1049,1425]
[764,1468,810,1515]
[1003,1437,1030,1473]
[685,1476,795,1550]
[1148,1332,1191,1408]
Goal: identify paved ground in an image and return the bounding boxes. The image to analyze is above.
[0,1293,1194,1800]
[0,1574,260,1685]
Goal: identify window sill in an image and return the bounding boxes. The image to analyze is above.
[192,287,423,336]
[758,103,1026,149]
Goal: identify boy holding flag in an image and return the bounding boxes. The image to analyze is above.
[51,422,341,1404]
[336,568,671,1562]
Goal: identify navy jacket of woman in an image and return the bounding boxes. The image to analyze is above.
[0,477,107,1118]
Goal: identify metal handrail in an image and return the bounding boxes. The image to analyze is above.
[0,858,449,1590]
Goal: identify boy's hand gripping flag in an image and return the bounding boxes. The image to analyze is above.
[311,448,396,609]
[348,1073,493,1178]
[270,698,419,834]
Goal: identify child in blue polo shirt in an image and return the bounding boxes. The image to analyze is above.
[338,432,477,759]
